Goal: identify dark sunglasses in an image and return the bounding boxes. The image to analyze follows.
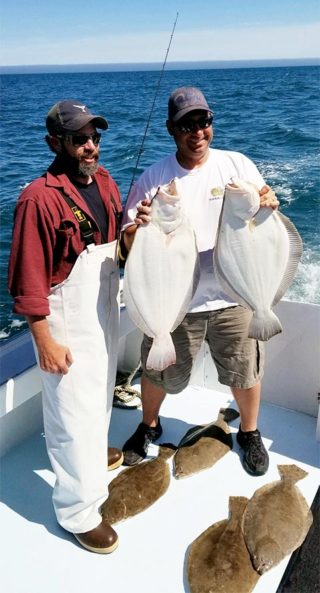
[60,132,102,147]
[174,115,213,134]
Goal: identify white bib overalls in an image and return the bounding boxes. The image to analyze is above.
[36,241,119,533]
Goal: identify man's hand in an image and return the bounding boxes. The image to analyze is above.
[259,185,279,210]
[123,198,153,252]
[134,198,152,224]
[26,315,73,375]
[37,341,73,375]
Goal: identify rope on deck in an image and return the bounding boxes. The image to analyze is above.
[113,362,142,409]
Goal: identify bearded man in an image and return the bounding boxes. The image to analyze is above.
[8,100,124,553]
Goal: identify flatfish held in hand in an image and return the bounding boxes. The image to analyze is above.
[123,178,200,371]
[188,496,260,593]
[243,464,313,575]
[173,407,239,478]
[213,178,302,341]
[101,444,175,524]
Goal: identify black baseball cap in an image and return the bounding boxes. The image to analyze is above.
[46,100,108,135]
[168,87,212,122]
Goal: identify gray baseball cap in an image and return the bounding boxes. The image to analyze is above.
[46,100,108,135]
[168,87,212,122]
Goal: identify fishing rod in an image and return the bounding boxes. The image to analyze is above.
[126,11,179,198]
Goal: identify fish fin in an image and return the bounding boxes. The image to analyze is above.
[123,277,154,337]
[176,424,206,448]
[146,334,176,371]
[248,309,282,341]
[277,464,309,484]
[220,407,240,423]
[272,212,303,306]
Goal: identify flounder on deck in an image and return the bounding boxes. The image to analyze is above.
[213,179,303,341]
[123,178,200,371]
[173,407,239,478]
[101,444,175,524]
[243,464,313,575]
[187,496,260,593]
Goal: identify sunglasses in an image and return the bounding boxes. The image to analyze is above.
[60,132,102,147]
[174,115,213,134]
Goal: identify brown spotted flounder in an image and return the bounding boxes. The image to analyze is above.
[173,407,239,478]
[243,464,313,574]
[187,496,260,593]
[101,444,175,524]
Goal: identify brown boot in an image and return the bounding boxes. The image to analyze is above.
[108,447,124,470]
[75,521,118,554]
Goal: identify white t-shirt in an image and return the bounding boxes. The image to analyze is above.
[123,148,265,312]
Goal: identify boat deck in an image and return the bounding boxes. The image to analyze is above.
[1,383,319,593]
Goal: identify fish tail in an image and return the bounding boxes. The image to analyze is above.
[229,496,249,517]
[219,407,240,423]
[146,334,176,371]
[158,443,177,460]
[248,310,282,341]
[278,464,309,484]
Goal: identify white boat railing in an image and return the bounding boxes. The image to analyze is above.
[1,299,319,456]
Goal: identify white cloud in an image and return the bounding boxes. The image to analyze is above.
[1,23,319,65]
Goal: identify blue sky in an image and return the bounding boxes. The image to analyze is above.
[1,0,319,66]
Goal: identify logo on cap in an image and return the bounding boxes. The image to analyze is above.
[73,104,87,113]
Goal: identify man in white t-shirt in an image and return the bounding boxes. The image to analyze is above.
[120,87,279,476]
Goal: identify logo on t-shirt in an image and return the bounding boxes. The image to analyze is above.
[210,187,224,200]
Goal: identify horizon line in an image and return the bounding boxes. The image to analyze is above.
[1,57,319,74]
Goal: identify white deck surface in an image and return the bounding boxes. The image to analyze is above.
[1,384,319,593]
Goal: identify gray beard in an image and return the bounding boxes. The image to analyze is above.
[78,160,99,177]
[58,147,99,178]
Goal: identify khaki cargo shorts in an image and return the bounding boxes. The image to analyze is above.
[141,306,264,393]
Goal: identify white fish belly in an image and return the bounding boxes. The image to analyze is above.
[216,208,290,314]
[214,180,302,340]
[123,219,199,369]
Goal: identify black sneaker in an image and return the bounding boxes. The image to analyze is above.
[122,420,163,466]
[236,426,269,476]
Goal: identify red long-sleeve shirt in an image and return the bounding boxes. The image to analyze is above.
[8,160,122,317]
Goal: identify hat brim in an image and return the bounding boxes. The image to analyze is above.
[63,115,108,131]
[172,106,212,122]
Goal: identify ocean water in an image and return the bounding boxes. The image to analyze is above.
[0,66,319,340]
